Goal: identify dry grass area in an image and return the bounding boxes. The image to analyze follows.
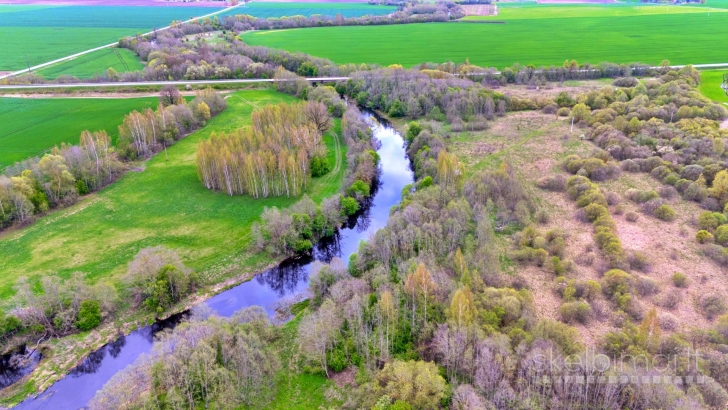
[447,103,725,347]
[462,4,498,16]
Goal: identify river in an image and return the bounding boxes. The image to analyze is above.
[11,110,413,409]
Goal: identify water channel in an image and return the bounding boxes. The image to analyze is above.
[11,109,413,409]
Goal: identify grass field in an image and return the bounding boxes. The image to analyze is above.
[0,3,394,72]
[244,10,728,68]
[0,89,347,301]
[463,3,728,19]
[35,48,144,79]
[0,97,159,167]
[699,69,728,103]
[0,4,221,71]
[215,2,395,19]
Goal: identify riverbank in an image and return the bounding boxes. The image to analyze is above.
[0,89,348,407]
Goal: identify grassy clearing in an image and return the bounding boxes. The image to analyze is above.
[215,2,395,19]
[36,48,144,79]
[0,89,346,302]
[243,11,728,68]
[0,97,159,168]
[699,69,728,103]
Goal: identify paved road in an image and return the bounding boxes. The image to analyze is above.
[0,77,350,90]
[0,4,244,81]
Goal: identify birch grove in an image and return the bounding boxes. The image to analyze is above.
[196,101,329,198]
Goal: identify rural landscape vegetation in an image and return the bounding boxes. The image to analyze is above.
[0,0,728,409]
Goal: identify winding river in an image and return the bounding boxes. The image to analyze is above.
[11,110,413,409]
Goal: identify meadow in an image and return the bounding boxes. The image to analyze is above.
[36,48,144,79]
[464,3,728,20]
[0,89,346,301]
[243,8,728,68]
[699,69,728,103]
[0,97,158,167]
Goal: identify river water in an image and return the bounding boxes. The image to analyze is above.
[11,110,413,409]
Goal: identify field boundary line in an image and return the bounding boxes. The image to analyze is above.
[0,4,244,81]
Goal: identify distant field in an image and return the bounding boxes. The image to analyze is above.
[215,2,395,18]
[464,3,728,19]
[0,4,222,71]
[0,3,395,72]
[0,90,347,300]
[36,48,144,79]
[0,97,158,167]
[244,11,728,68]
[699,70,728,103]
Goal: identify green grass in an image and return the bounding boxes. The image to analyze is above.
[215,2,395,19]
[0,5,222,71]
[0,89,347,301]
[35,48,144,79]
[244,10,728,68]
[464,3,726,19]
[699,70,728,103]
[0,97,159,168]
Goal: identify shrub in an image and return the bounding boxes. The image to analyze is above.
[653,205,676,222]
[716,225,728,245]
[659,290,681,310]
[613,77,639,87]
[533,320,582,355]
[628,251,651,272]
[627,189,659,203]
[701,294,727,319]
[601,269,633,298]
[658,186,678,200]
[605,191,621,206]
[76,300,101,331]
[696,230,715,244]
[542,103,559,115]
[557,107,571,117]
[310,156,331,177]
[536,174,567,191]
[671,272,688,288]
[560,301,593,324]
[635,276,659,297]
[625,212,639,222]
[640,198,665,215]
[347,180,371,198]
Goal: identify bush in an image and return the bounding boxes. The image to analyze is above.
[625,211,639,222]
[613,77,639,87]
[542,103,559,115]
[293,239,313,253]
[602,269,633,298]
[701,294,727,319]
[557,107,571,117]
[347,180,371,198]
[653,205,676,222]
[559,301,592,324]
[310,156,331,177]
[672,272,688,288]
[635,276,659,297]
[627,189,659,203]
[640,198,665,215]
[658,186,678,200]
[716,225,728,245]
[696,230,715,244]
[76,300,101,331]
[536,174,566,191]
[659,290,681,310]
[533,320,582,355]
[628,251,651,272]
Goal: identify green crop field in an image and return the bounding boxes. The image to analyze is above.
[244,7,728,68]
[215,2,395,19]
[700,70,728,103]
[0,3,394,72]
[36,48,144,79]
[0,89,347,300]
[0,5,222,71]
[0,97,158,167]
[464,3,727,20]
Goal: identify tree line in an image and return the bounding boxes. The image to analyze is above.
[0,88,226,233]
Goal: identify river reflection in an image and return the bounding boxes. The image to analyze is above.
[13,109,413,410]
